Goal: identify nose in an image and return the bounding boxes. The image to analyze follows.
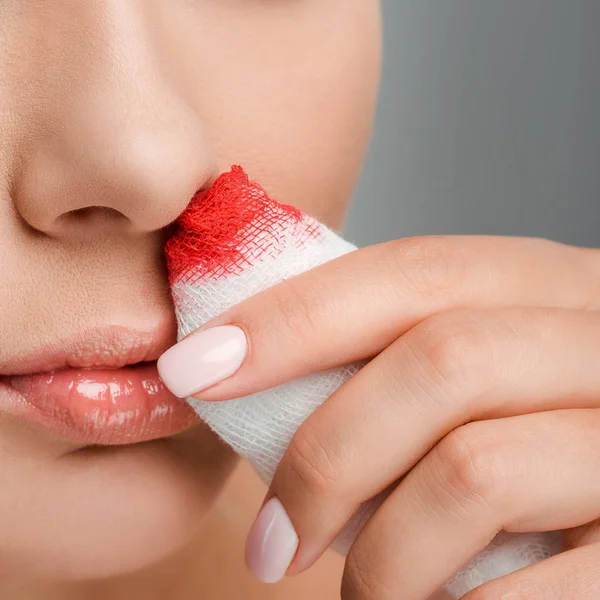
[4,2,217,237]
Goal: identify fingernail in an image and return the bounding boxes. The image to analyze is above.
[157,325,247,398]
[245,497,299,584]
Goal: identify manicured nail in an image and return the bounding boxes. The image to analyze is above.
[245,497,299,584]
[157,325,247,398]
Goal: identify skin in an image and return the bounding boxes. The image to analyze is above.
[0,1,380,598]
[5,2,600,599]
[187,236,600,598]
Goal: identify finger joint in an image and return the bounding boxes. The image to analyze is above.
[435,424,509,511]
[342,548,394,600]
[283,425,347,500]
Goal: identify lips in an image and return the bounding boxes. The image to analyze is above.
[0,325,198,445]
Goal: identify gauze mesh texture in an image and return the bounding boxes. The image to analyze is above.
[165,166,560,598]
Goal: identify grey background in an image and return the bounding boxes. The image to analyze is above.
[345,0,600,247]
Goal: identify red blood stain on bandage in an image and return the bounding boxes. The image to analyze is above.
[165,166,320,285]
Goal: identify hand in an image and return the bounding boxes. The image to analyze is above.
[184,235,600,599]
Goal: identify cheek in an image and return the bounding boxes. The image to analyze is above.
[161,0,381,226]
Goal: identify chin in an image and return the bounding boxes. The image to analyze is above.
[4,428,237,582]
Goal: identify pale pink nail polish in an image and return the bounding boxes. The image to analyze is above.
[157,325,247,398]
[245,497,299,584]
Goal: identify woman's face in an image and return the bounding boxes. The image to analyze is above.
[0,0,380,581]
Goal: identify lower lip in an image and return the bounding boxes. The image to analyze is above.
[2,363,198,445]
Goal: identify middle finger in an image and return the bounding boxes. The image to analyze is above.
[269,307,600,573]
[343,409,600,600]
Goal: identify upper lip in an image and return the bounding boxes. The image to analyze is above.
[0,320,177,377]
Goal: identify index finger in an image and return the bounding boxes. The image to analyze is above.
[158,236,597,401]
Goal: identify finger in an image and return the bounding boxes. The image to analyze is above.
[563,518,600,550]
[267,307,600,572]
[158,236,599,400]
[341,410,600,600]
[462,542,600,600]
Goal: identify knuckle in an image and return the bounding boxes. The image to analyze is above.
[385,236,464,299]
[283,425,346,499]
[342,547,394,600]
[436,424,509,506]
[408,311,493,394]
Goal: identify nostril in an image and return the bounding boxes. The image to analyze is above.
[13,124,216,236]
[59,206,129,229]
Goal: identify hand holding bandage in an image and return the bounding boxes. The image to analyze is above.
[159,167,600,599]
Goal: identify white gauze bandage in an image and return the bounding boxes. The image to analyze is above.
[164,166,561,598]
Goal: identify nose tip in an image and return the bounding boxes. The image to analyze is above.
[4,0,221,239]
[14,115,217,237]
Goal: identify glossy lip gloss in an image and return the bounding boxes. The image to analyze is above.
[4,363,197,445]
[0,325,198,445]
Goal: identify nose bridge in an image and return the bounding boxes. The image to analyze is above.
[3,1,215,235]
[3,1,145,136]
